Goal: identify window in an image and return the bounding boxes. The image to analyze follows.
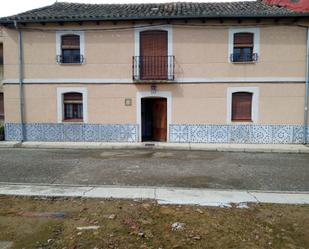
[56,31,85,64]
[228,28,260,63]
[232,92,253,122]
[0,93,4,121]
[232,33,256,62]
[59,35,82,64]
[0,43,3,65]
[63,92,83,122]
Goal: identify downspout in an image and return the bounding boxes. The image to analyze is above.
[14,21,25,142]
[304,27,309,144]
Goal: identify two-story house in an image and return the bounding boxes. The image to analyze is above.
[0,1,309,144]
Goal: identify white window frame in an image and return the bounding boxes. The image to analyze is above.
[227,87,259,124]
[228,27,260,63]
[56,31,85,64]
[136,91,172,142]
[57,87,88,123]
[134,25,173,80]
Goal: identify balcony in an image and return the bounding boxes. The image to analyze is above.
[133,56,175,82]
[230,53,258,63]
[56,54,84,64]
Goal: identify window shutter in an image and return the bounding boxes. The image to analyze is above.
[232,92,252,121]
[61,35,80,49]
[63,92,82,103]
[234,33,254,48]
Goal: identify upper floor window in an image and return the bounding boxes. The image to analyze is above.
[232,92,253,122]
[63,92,83,122]
[229,28,259,63]
[61,35,81,64]
[0,43,3,65]
[232,33,256,63]
[56,31,85,64]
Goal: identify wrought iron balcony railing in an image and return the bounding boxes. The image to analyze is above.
[56,54,84,64]
[230,53,258,63]
[133,55,175,81]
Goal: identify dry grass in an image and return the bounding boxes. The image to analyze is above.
[0,195,308,249]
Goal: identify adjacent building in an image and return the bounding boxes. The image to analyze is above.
[0,1,309,143]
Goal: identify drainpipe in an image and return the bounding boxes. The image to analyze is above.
[304,27,309,144]
[14,21,25,142]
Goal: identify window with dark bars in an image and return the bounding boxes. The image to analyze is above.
[232,33,254,62]
[61,35,81,64]
[63,92,83,122]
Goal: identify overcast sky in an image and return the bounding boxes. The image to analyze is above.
[0,0,255,18]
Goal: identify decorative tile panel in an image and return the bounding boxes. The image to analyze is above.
[169,124,189,143]
[209,125,230,143]
[5,123,138,143]
[4,123,309,144]
[251,125,272,144]
[4,123,22,141]
[189,125,210,143]
[169,124,309,144]
[230,125,251,144]
[272,125,293,144]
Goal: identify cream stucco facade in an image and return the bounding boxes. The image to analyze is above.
[1,20,309,143]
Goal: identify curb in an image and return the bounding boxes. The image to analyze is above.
[0,141,309,153]
[0,183,308,206]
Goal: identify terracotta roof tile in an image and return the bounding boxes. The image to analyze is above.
[0,1,308,24]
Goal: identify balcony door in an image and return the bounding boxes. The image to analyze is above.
[140,30,168,80]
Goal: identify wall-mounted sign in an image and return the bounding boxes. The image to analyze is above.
[125,98,132,106]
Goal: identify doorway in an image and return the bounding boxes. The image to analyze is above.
[141,97,167,142]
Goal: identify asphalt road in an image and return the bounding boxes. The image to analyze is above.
[0,148,308,191]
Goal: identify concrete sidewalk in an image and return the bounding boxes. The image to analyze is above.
[1,141,309,153]
[0,183,308,206]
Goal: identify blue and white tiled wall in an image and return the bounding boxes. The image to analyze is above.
[5,123,138,142]
[5,123,309,144]
[169,124,309,144]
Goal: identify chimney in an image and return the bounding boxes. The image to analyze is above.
[262,0,309,12]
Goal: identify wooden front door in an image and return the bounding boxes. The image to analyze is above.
[140,30,168,80]
[152,98,167,141]
[141,98,167,142]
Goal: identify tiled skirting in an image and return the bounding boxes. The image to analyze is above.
[5,123,138,142]
[4,123,309,144]
[169,124,309,144]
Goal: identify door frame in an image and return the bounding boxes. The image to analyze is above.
[137,91,172,142]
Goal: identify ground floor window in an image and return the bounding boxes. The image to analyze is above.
[227,87,259,124]
[63,92,83,122]
[232,92,253,122]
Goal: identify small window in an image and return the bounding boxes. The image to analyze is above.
[0,93,4,121]
[232,92,252,122]
[232,33,256,62]
[0,43,3,65]
[63,92,83,122]
[59,35,82,64]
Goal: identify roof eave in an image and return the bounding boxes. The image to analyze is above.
[1,13,309,25]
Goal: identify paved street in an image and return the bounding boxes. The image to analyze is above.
[0,148,308,191]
